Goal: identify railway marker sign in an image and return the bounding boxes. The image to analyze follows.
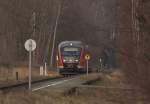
[25,39,36,51]
[25,39,36,90]
[85,54,91,76]
[85,54,91,60]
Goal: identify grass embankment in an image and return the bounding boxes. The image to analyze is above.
[0,67,58,86]
[0,86,149,104]
[86,71,124,87]
[0,71,149,104]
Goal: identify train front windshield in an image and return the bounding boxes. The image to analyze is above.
[61,47,81,60]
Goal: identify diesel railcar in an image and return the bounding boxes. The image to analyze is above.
[57,41,86,74]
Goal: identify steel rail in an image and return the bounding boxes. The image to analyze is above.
[0,76,64,91]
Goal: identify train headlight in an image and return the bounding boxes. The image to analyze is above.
[56,55,58,61]
[63,59,67,62]
[75,60,79,62]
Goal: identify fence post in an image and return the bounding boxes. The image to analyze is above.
[16,72,19,80]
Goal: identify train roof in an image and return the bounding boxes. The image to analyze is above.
[58,41,83,48]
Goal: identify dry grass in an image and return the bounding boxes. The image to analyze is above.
[0,67,58,86]
[0,87,149,104]
[79,73,102,81]
[0,71,149,104]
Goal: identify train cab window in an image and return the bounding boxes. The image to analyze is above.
[61,47,81,56]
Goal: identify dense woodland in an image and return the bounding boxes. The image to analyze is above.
[0,0,150,94]
[119,0,150,93]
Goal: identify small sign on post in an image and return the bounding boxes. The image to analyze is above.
[25,39,36,90]
[85,54,91,76]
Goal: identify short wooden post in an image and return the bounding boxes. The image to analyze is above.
[16,72,19,80]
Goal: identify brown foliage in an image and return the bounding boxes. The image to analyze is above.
[119,0,150,95]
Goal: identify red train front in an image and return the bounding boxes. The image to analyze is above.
[57,41,86,75]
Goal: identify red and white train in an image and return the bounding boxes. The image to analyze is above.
[57,41,87,75]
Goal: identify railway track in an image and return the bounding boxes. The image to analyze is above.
[0,70,114,92]
[0,74,80,92]
[0,76,65,92]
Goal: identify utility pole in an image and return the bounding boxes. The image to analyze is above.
[30,12,36,38]
[33,12,36,37]
[50,3,62,67]
[31,12,36,64]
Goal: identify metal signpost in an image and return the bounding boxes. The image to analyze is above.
[99,58,102,72]
[85,54,91,76]
[25,39,36,90]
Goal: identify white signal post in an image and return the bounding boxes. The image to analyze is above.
[25,39,36,91]
[85,54,91,76]
[40,66,44,76]
[45,62,47,76]
[99,58,102,72]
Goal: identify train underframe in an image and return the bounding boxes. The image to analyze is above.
[58,63,86,75]
[59,68,86,75]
